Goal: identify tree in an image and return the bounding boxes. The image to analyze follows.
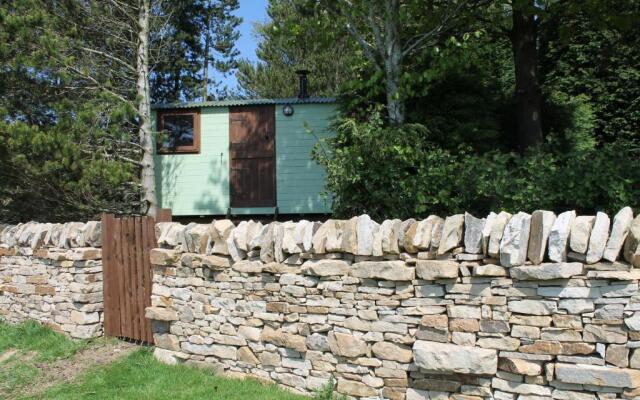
[510,0,543,149]
[236,0,358,98]
[318,0,482,124]
[151,0,241,103]
[0,0,138,221]
[0,0,178,219]
[539,0,640,145]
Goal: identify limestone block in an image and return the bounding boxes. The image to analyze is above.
[510,262,584,280]
[413,216,440,250]
[585,212,610,263]
[603,207,633,262]
[464,212,486,254]
[481,212,497,255]
[548,210,576,262]
[302,221,321,252]
[499,212,531,267]
[371,341,412,363]
[282,221,302,254]
[324,220,345,253]
[570,216,596,254]
[554,363,640,388]
[623,215,640,267]
[527,210,556,264]
[428,216,445,254]
[508,300,557,316]
[350,261,415,281]
[437,214,464,255]
[413,340,497,375]
[301,259,350,276]
[415,260,459,280]
[327,331,367,357]
[259,222,276,262]
[488,211,512,258]
[145,306,178,321]
[341,216,358,254]
[356,214,379,256]
[380,219,402,254]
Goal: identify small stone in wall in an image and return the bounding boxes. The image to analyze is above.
[350,261,415,281]
[527,210,556,265]
[488,211,511,258]
[327,331,367,357]
[381,219,402,254]
[209,219,234,255]
[570,215,596,254]
[586,212,611,264]
[548,210,576,262]
[413,340,497,375]
[464,212,485,254]
[623,215,640,267]
[499,212,531,267]
[481,211,497,255]
[356,214,378,256]
[603,207,633,262]
[437,214,464,255]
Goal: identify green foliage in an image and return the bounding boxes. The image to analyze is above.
[0,320,85,361]
[151,0,241,102]
[38,348,308,400]
[236,0,359,98]
[314,112,640,220]
[540,0,640,144]
[313,377,346,400]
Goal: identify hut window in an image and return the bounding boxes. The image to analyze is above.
[156,109,200,154]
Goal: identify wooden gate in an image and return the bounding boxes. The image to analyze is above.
[229,105,276,207]
[101,214,157,343]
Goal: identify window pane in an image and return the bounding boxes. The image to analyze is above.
[162,114,194,148]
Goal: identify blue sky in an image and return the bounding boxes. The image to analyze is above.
[221,0,269,91]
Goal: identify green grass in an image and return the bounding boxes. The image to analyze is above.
[0,320,340,400]
[0,320,88,398]
[34,348,310,400]
[0,320,86,361]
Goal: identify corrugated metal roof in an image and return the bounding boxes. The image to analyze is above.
[152,96,336,110]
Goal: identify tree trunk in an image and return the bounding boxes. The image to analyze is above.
[384,0,404,125]
[202,9,211,101]
[511,3,543,150]
[137,0,157,217]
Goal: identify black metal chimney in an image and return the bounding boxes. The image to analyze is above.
[296,69,309,99]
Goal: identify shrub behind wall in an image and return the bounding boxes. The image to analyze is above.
[313,114,640,220]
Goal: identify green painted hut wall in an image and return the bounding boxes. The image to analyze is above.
[153,103,335,216]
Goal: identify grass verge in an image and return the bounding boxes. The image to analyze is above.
[33,348,310,400]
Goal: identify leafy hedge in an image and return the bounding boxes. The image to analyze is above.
[312,113,640,220]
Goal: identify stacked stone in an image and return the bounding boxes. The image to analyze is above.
[147,207,640,399]
[0,221,103,339]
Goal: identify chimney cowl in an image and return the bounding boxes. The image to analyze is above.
[296,69,309,99]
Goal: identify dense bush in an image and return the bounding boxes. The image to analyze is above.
[312,112,640,220]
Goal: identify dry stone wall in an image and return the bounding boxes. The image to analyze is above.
[0,221,103,339]
[148,208,640,400]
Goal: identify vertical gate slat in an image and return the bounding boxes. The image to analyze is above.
[124,217,135,338]
[142,217,154,343]
[133,216,143,341]
[101,214,112,336]
[128,217,138,340]
[117,218,129,338]
[112,217,122,337]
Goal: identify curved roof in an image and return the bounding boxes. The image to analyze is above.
[152,97,336,110]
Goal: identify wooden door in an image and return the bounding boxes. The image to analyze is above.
[229,105,276,207]
[101,214,156,343]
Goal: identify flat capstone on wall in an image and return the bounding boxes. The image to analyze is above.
[147,208,640,400]
[0,221,103,339]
